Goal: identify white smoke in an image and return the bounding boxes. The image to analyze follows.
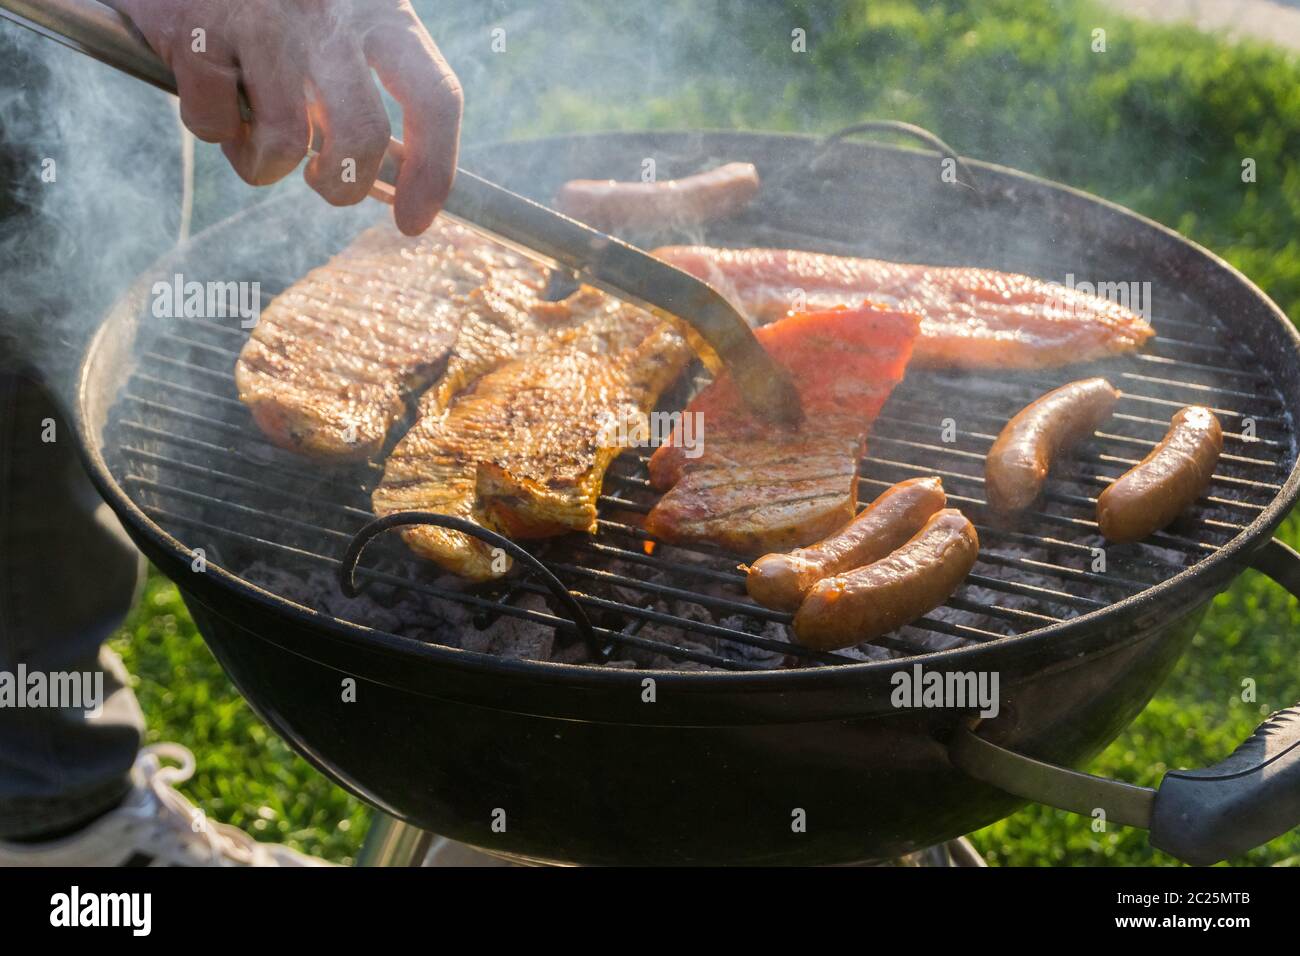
[0,22,186,400]
[0,0,804,402]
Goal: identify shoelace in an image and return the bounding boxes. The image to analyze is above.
[129,743,260,866]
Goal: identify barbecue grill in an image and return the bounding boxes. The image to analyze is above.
[76,128,1300,865]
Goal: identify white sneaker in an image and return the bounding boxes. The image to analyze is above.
[0,743,334,866]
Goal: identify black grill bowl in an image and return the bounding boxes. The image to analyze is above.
[76,131,1300,864]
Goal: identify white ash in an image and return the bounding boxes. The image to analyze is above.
[606,621,721,670]
[237,559,550,661]
[240,560,472,647]
[599,557,673,607]
[828,643,896,663]
[477,593,556,662]
[714,614,791,666]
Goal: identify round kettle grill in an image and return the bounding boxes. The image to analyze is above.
[76,128,1300,865]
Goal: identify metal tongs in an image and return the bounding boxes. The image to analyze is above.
[0,0,801,426]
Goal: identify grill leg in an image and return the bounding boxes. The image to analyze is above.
[946,836,988,867]
[354,814,986,866]
[356,813,435,867]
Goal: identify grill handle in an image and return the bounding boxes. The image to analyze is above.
[952,536,1300,865]
[811,119,981,195]
[1149,537,1300,865]
[338,511,602,658]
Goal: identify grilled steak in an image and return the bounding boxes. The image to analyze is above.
[236,220,546,460]
[653,245,1153,369]
[646,302,920,555]
[646,434,864,555]
[373,293,690,581]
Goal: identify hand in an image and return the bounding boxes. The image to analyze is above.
[110,0,463,235]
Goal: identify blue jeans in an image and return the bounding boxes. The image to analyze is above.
[0,369,145,839]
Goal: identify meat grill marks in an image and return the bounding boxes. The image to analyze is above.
[238,216,693,580]
[653,245,1155,370]
[646,433,864,555]
[235,220,547,460]
[646,303,922,555]
[373,298,689,581]
[239,223,1149,587]
[424,275,599,413]
[114,126,1297,672]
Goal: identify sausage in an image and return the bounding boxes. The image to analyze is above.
[1096,405,1222,543]
[554,162,760,232]
[985,377,1120,514]
[746,476,946,611]
[792,509,979,650]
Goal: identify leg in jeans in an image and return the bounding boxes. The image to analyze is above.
[0,368,145,839]
[0,23,329,866]
[0,370,328,868]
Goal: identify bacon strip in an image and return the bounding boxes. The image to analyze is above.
[653,245,1153,370]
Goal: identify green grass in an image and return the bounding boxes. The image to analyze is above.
[111,0,1300,864]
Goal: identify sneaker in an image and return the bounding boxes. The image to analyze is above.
[0,743,334,866]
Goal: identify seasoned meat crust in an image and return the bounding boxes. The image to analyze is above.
[235,220,546,460]
[238,219,691,580]
[373,296,689,580]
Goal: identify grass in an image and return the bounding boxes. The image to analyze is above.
[111,0,1300,864]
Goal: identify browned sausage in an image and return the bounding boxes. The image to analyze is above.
[746,476,946,611]
[792,509,979,650]
[1096,405,1222,543]
[554,162,759,232]
[985,377,1120,514]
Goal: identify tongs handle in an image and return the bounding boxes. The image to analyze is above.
[0,0,172,89]
[1,0,803,426]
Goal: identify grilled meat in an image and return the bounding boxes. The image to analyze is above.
[646,434,863,556]
[745,475,947,612]
[985,378,1120,514]
[373,296,689,581]
[792,508,980,650]
[1096,405,1222,543]
[236,220,546,460]
[555,162,760,232]
[646,302,921,555]
[653,245,1154,369]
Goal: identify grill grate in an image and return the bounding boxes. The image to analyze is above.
[105,258,1296,671]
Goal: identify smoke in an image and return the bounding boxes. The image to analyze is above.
[0,0,829,405]
[417,0,810,143]
[0,23,185,403]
